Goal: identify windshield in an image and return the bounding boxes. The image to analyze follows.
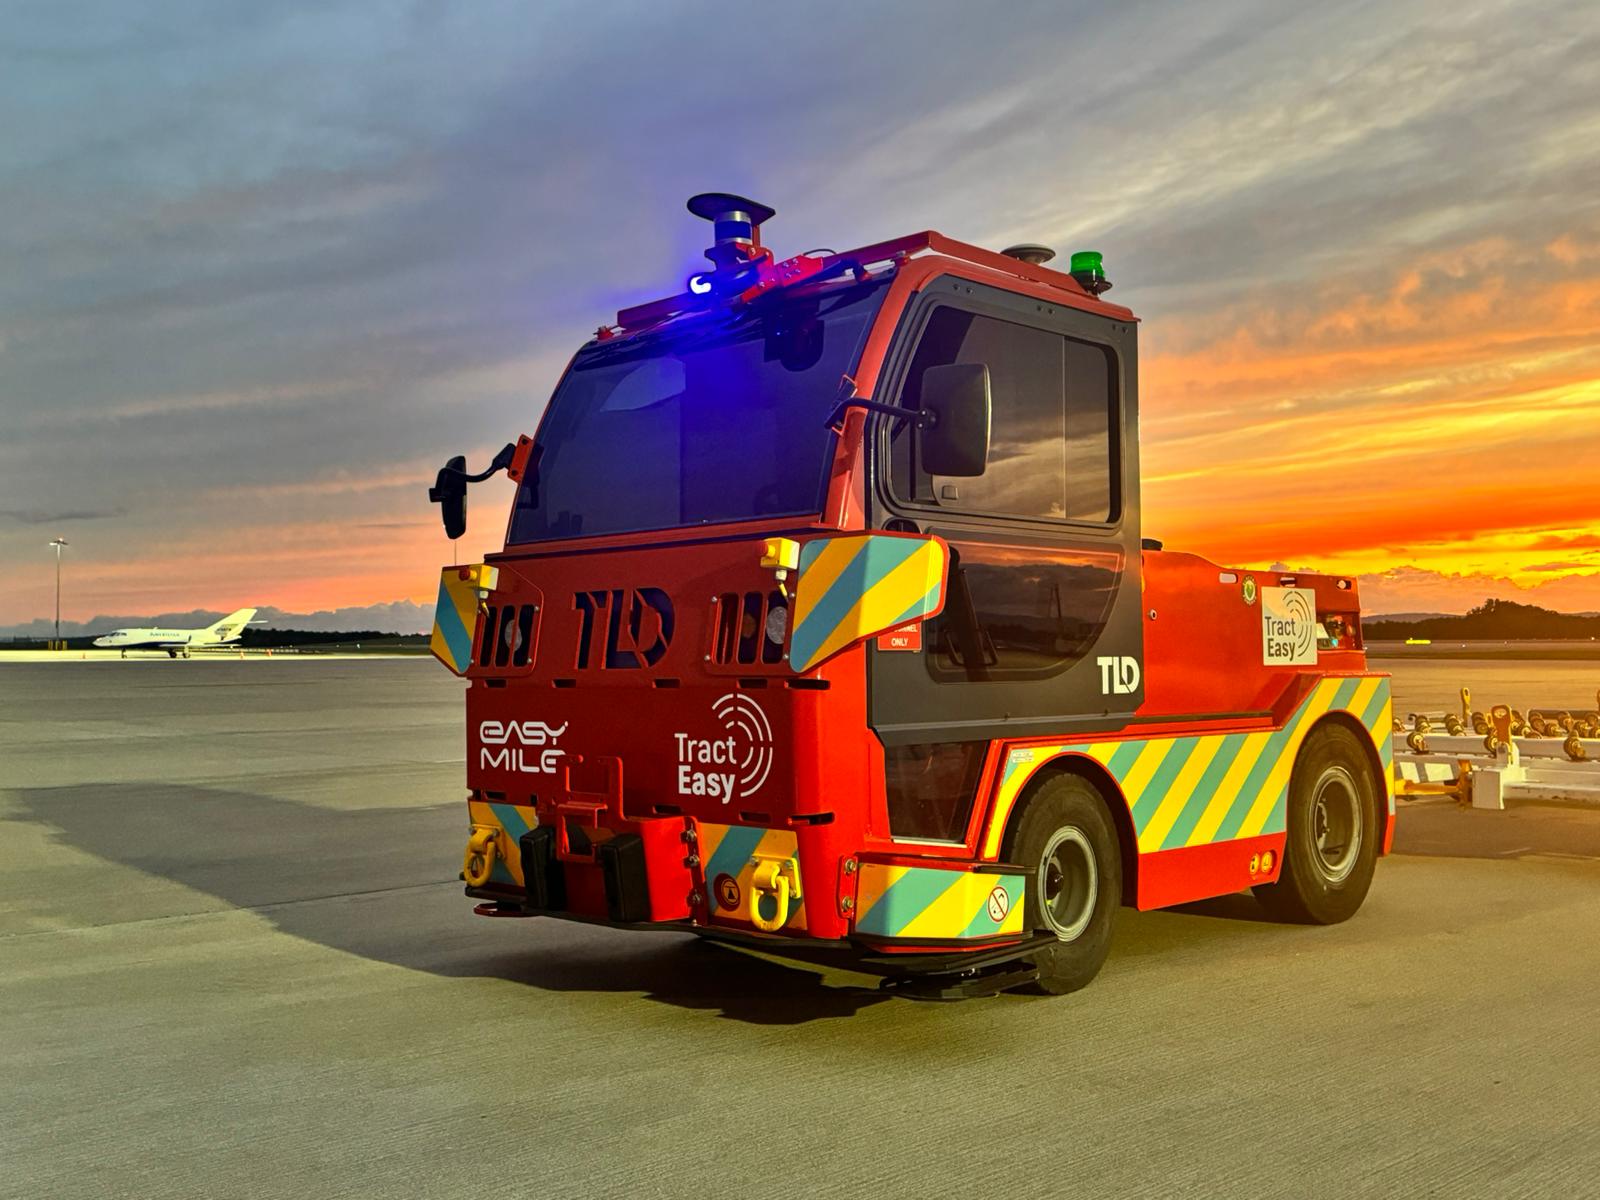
[508,275,889,543]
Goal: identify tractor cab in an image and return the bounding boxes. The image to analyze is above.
[426,194,1387,996]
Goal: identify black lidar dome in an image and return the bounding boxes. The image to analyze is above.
[686,193,776,225]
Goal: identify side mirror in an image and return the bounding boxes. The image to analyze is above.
[429,455,468,539]
[918,363,991,477]
[426,441,523,541]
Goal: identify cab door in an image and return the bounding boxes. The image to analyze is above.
[866,275,1144,839]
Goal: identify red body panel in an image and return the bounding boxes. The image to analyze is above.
[1138,834,1288,909]
[1139,550,1366,721]
[466,538,875,939]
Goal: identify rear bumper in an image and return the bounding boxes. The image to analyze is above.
[463,883,1039,976]
[459,805,1035,959]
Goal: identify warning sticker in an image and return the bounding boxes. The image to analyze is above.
[986,886,1011,922]
[876,621,923,652]
[1261,586,1318,665]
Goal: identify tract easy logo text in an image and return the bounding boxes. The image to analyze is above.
[676,693,774,803]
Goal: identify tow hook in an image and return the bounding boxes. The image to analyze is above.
[463,825,499,888]
[748,856,802,932]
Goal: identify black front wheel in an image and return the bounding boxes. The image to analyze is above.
[1254,723,1380,924]
[1004,774,1122,995]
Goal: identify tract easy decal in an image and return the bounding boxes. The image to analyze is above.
[1261,586,1317,666]
[675,692,773,802]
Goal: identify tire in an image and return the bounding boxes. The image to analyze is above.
[1003,774,1122,996]
[1254,722,1380,924]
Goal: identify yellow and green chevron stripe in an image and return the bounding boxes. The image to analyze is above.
[787,534,947,672]
[466,798,534,887]
[853,863,1026,941]
[981,675,1393,859]
[431,565,494,675]
[700,823,808,932]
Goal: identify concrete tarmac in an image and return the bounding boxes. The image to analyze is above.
[3,660,1598,1199]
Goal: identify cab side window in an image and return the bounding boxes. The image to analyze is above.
[890,307,1118,524]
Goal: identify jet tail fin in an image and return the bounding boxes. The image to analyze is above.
[207,608,258,641]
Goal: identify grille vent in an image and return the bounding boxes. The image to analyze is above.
[712,591,787,665]
[478,603,536,668]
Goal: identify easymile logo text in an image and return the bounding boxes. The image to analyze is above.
[478,719,568,774]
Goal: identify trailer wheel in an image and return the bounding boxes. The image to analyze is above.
[1254,723,1379,924]
[1005,774,1121,996]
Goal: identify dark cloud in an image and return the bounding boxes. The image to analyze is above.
[0,507,126,524]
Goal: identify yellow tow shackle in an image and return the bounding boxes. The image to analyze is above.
[463,825,499,888]
[748,857,802,933]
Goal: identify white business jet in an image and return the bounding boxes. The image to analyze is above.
[93,608,259,657]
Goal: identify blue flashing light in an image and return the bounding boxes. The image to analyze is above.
[687,273,713,296]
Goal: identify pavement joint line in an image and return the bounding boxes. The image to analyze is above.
[0,878,462,943]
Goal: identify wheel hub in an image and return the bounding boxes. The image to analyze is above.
[1037,827,1098,942]
[1310,765,1362,883]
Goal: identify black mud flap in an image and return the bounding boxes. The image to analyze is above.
[878,962,1039,1001]
[599,833,651,923]
[520,826,566,912]
[873,931,1056,1000]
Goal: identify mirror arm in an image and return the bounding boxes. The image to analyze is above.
[427,442,516,501]
[824,397,935,433]
[460,442,516,484]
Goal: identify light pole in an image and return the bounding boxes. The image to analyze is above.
[48,537,68,649]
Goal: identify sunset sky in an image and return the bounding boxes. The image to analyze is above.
[3,0,1598,631]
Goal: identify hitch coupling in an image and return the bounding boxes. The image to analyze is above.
[748,856,802,933]
[463,825,500,888]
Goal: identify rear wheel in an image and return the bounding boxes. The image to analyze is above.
[1254,723,1379,924]
[1004,774,1122,995]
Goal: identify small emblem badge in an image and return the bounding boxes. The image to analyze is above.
[1242,575,1258,606]
[986,886,1011,923]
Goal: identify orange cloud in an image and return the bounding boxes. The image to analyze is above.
[1140,229,1600,608]
[14,232,1600,626]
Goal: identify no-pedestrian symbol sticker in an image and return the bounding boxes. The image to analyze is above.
[986,886,1011,923]
[1261,586,1317,666]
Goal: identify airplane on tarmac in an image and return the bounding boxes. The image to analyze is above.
[93,608,259,658]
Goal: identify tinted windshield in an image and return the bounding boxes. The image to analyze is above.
[508,276,888,543]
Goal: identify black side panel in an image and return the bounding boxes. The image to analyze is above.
[867,276,1143,745]
[883,741,988,840]
[599,833,651,922]
[520,826,566,911]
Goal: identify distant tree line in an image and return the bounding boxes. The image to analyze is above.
[5,629,428,650]
[240,629,428,648]
[1366,599,1600,641]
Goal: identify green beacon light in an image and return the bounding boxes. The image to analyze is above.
[1069,250,1112,296]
